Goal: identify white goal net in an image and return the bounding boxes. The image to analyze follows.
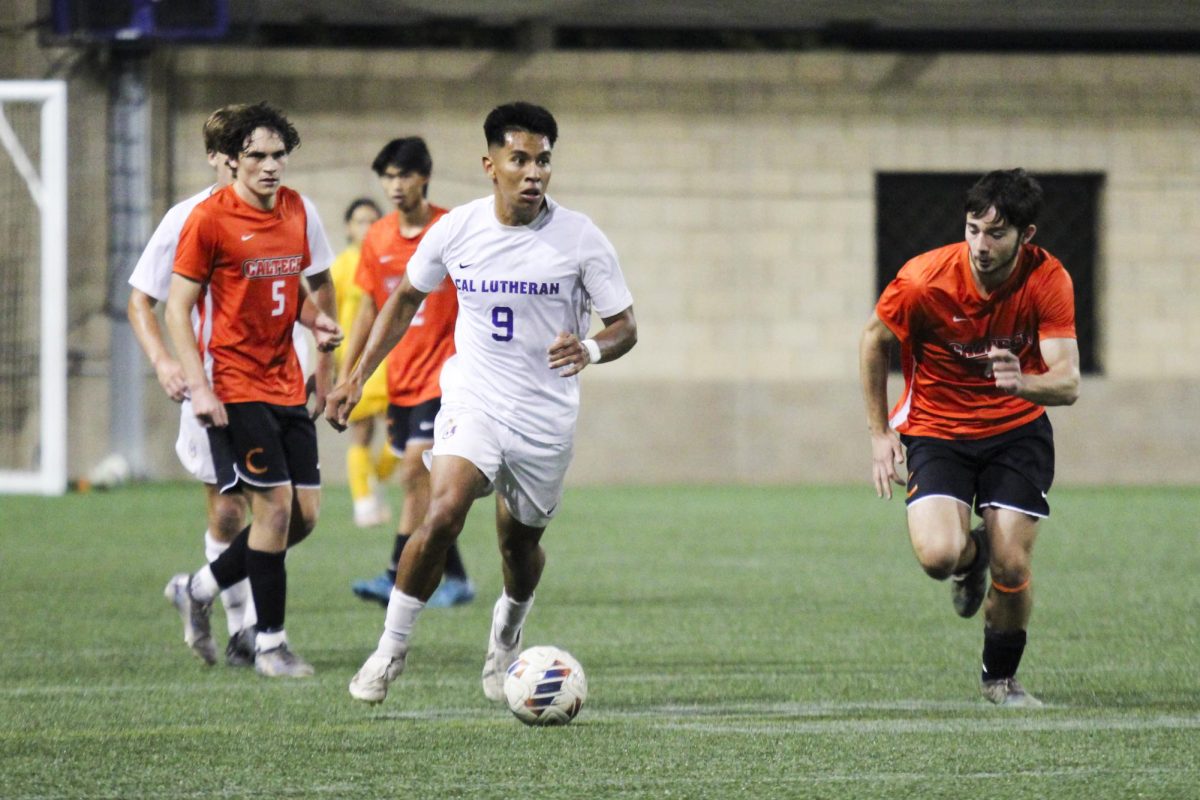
[0,81,67,495]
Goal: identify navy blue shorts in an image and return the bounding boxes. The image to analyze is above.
[207,402,320,494]
[900,414,1055,518]
[386,397,441,455]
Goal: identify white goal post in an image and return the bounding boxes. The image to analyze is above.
[0,81,68,495]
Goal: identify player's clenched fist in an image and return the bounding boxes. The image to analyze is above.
[988,347,1024,395]
[324,378,361,432]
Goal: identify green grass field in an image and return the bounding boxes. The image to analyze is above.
[2,483,1198,799]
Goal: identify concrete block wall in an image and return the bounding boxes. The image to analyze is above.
[3,16,1198,485]
[159,47,1200,485]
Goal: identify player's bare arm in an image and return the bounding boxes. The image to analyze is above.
[165,273,227,428]
[548,305,638,378]
[304,269,339,418]
[127,287,188,402]
[859,313,906,499]
[297,279,343,352]
[335,291,381,384]
[988,337,1080,406]
[298,295,343,353]
[326,274,428,431]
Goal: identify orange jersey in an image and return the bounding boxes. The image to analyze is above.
[173,185,314,405]
[876,242,1076,440]
[355,207,457,406]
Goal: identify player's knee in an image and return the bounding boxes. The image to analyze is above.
[398,458,426,492]
[209,495,247,541]
[912,539,960,581]
[423,500,468,543]
[989,561,1030,590]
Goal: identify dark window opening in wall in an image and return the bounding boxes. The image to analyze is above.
[875,172,1102,374]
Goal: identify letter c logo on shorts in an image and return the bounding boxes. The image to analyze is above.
[245,447,269,475]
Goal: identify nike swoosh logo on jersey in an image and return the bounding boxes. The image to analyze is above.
[457,263,473,269]
[241,233,255,241]
[953,315,969,322]
[379,255,395,263]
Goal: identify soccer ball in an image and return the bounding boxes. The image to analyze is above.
[503,645,587,726]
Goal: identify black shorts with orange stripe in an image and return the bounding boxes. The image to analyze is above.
[386,397,441,454]
[900,413,1055,518]
[207,402,320,494]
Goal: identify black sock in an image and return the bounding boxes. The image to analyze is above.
[982,628,1027,682]
[209,525,250,589]
[246,548,287,634]
[443,543,468,581]
[389,533,410,574]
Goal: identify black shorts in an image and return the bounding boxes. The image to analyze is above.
[207,402,320,494]
[900,414,1055,518]
[387,398,441,455]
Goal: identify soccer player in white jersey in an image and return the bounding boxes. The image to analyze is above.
[127,105,338,667]
[326,101,638,704]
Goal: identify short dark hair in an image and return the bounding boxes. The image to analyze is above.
[371,137,433,178]
[214,102,300,159]
[483,102,558,149]
[344,197,381,223]
[964,168,1044,230]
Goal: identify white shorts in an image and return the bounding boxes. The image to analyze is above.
[426,403,573,528]
[175,399,217,484]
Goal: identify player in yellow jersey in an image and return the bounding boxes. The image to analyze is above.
[330,198,397,527]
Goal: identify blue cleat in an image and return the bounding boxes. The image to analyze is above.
[351,571,395,607]
[426,577,477,608]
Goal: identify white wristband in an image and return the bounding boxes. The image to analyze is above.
[581,338,601,365]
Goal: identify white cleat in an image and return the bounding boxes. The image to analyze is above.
[254,643,315,678]
[349,652,407,704]
[481,623,522,703]
[164,573,216,666]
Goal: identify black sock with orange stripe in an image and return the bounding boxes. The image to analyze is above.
[981,627,1027,682]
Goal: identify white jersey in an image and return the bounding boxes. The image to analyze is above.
[407,195,633,443]
[127,184,334,377]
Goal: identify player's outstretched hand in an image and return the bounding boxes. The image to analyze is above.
[191,384,228,428]
[324,378,361,432]
[988,347,1024,395]
[154,356,189,403]
[313,313,343,353]
[869,429,906,499]
[548,332,589,378]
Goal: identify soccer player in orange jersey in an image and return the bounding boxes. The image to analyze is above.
[341,138,475,609]
[130,105,335,668]
[165,102,340,678]
[860,169,1080,707]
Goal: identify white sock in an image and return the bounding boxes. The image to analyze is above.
[189,565,220,604]
[493,592,533,646]
[256,628,287,653]
[204,532,247,635]
[377,589,425,658]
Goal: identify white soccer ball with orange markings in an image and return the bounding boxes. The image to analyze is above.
[503,645,588,726]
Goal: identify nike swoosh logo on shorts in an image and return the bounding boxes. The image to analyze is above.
[379,255,394,263]
[241,233,255,241]
[419,421,434,430]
